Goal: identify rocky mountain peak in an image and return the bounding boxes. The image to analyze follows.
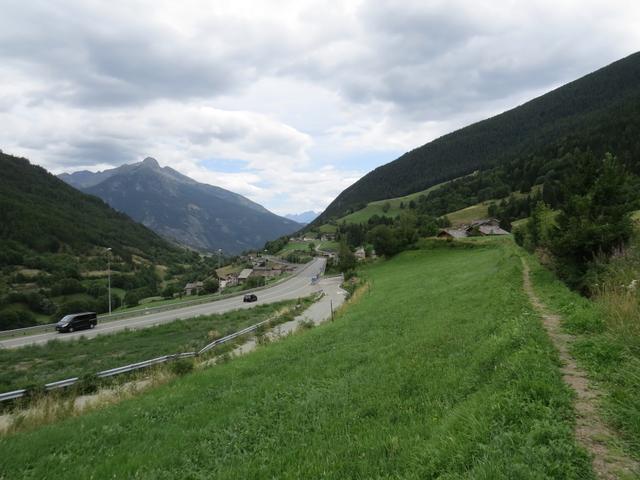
[141,157,160,168]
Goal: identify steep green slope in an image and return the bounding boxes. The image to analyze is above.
[338,180,447,224]
[0,152,180,262]
[316,51,640,222]
[0,242,593,478]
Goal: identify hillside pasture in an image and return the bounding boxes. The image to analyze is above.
[0,242,593,478]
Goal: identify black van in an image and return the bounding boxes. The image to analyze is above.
[56,312,98,333]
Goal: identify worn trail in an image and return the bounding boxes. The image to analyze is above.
[521,259,638,479]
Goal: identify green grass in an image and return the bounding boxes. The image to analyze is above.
[338,182,447,224]
[446,201,492,226]
[0,242,593,478]
[316,240,339,252]
[277,241,311,255]
[317,224,338,233]
[523,249,640,460]
[0,299,310,393]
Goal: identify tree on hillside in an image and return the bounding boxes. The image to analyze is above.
[337,241,357,273]
[550,153,636,289]
[203,279,219,294]
[367,225,399,257]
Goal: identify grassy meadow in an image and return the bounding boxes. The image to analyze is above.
[0,241,593,478]
[0,299,310,393]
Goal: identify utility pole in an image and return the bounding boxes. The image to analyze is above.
[106,247,112,314]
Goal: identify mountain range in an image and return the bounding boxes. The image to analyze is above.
[59,158,302,254]
[314,51,640,223]
[284,211,320,224]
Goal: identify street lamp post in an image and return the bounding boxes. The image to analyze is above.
[218,248,222,269]
[106,247,112,314]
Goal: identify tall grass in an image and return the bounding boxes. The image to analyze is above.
[592,242,640,344]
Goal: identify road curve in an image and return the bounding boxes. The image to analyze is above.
[0,258,327,350]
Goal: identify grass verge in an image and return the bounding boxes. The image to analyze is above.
[0,243,593,478]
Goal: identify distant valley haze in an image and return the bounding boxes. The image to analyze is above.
[1,1,639,217]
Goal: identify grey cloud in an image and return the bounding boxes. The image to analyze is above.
[284,0,634,122]
[0,2,292,108]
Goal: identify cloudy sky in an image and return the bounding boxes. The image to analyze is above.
[1,1,639,215]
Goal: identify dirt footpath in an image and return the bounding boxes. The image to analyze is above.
[522,259,639,479]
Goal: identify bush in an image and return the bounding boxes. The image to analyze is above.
[0,308,38,330]
[202,279,219,294]
[169,358,195,376]
[52,299,97,320]
[161,284,177,299]
[50,278,86,297]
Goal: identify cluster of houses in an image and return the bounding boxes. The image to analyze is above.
[182,255,296,296]
[290,231,337,243]
[213,256,295,292]
[436,218,509,239]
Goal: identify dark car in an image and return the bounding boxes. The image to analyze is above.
[56,312,97,333]
[243,294,258,303]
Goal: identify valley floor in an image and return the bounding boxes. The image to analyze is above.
[0,242,598,478]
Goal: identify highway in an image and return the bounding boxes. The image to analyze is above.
[0,257,327,350]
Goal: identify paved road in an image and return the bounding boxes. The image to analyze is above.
[0,258,327,350]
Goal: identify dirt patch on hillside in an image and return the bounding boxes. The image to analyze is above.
[522,259,638,479]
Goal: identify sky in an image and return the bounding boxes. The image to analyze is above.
[1,1,639,216]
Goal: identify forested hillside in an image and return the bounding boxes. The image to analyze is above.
[0,153,180,262]
[315,51,640,222]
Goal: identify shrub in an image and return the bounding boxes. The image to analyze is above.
[0,308,38,330]
[170,358,195,376]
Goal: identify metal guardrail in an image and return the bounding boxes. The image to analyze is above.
[198,318,271,355]
[0,313,279,402]
[0,389,27,402]
[45,377,79,391]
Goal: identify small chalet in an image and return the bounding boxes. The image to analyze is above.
[320,233,336,241]
[354,247,366,261]
[437,218,509,239]
[184,281,204,295]
[215,266,241,290]
[465,219,509,236]
[238,269,253,284]
[437,229,468,239]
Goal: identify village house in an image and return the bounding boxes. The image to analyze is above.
[437,218,509,239]
[251,265,282,278]
[184,281,204,295]
[215,267,240,290]
[238,268,253,284]
[354,247,366,261]
[437,228,468,239]
[320,233,336,241]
